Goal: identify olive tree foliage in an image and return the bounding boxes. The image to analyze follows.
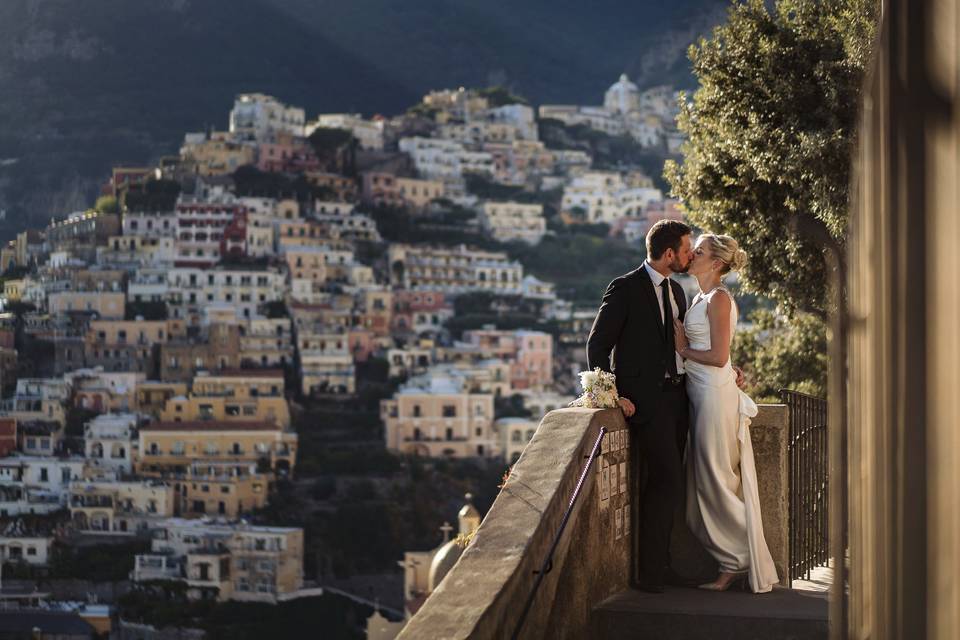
[665,0,877,316]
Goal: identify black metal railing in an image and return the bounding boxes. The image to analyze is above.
[781,389,829,584]
[511,425,606,640]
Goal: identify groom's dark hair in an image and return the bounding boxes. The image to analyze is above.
[646,219,692,259]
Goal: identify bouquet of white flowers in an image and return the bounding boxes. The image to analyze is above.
[568,367,620,409]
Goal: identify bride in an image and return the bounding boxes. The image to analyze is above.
[672,234,779,594]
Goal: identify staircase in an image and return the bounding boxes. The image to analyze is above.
[591,586,828,640]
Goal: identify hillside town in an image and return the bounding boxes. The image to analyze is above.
[0,77,685,637]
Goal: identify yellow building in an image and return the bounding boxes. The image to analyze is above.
[396,177,445,210]
[2,279,24,303]
[136,381,189,418]
[278,220,335,247]
[69,480,175,535]
[190,370,286,399]
[181,132,256,176]
[283,246,328,283]
[137,420,297,478]
[381,374,497,459]
[48,292,125,319]
[159,371,290,429]
[134,518,304,603]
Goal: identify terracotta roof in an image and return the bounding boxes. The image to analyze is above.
[140,420,280,432]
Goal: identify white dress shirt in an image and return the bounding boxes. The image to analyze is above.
[643,261,685,376]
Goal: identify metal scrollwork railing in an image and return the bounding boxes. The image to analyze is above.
[781,389,829,584]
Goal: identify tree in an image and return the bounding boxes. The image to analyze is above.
[732,309,828,402]
[478,86,529,107]
[124,179,181,212]
[665,0,877,316]
[94,195,119,214]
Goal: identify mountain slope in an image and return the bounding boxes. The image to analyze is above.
[0,0,727,237]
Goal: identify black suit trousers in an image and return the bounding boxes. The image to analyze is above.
[630,383,689,585]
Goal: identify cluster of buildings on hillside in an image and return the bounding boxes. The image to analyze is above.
[0,77,683,631]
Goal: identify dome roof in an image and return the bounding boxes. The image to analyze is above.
[428,539,463,591]
[610,73,638,92]
[458,502,481,522]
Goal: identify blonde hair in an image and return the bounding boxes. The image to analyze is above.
[699,234,748,275]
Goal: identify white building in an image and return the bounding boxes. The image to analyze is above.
[487,104,538,141]
[561,171,663,224]
[540,76,681,148]
[479,201,546,244]
[0,455,86,516]
[399,137,466,182]
[604,73,642,115]
[84,413,138,477]
[399,137,494,183]
[538,104,626,136]
[166,266,286,324]
[297,327,355,396]
[0,520,54,566]
[307,113,385,151]
[133,518,305,603]
[387,244,524,295]
[123,212,177,238]
[229,93,306,141]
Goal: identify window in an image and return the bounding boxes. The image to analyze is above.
[39,468,48,482]
[412,405,421,418]
[442,405,456,418]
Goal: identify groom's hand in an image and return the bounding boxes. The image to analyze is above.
[617,397,635,418]
[734,366,747,389]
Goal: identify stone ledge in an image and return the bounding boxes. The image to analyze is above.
[398,404,791,639]
[398,407,629,640]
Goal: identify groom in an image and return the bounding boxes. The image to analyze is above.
[586,219,694,592]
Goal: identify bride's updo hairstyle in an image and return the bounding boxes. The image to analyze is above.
[700,234,748,275]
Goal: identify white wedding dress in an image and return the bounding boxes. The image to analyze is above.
[683,287,779,593]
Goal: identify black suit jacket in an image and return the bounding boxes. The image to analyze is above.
[585,265,687,424]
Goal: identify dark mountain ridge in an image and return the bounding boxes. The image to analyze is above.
[0,0,727,237]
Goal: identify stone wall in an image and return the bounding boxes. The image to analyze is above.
[398,404,791,639]
[398,407,630,640]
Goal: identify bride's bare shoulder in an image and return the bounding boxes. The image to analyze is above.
[705,288,733,315]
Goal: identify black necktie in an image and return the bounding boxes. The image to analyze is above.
[661,279,678,378]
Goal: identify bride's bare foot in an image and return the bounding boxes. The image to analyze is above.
[697,571,747,591]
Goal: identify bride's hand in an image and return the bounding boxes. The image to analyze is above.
[673,318,689,355]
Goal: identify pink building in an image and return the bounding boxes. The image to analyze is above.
[347,329,376,362]
[391,291,452,335]
[460,329,553,390]
[512,330,553,390]
[257,134,320,174]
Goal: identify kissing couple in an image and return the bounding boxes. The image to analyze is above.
[586,219,778,594]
